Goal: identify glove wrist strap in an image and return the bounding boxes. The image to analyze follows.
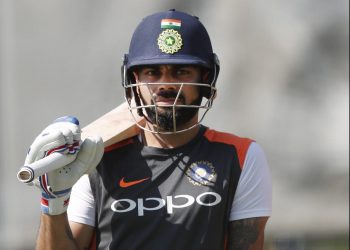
[41,192,71,215]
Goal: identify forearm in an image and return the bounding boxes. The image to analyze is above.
[36,213,78,250]
[228,217,269,250]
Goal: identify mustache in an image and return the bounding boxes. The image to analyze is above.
[153,90,186,102]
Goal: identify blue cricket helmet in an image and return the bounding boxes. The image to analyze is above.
[122,9,219,134]
[122,9,220,89]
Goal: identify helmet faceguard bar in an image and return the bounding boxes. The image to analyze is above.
[123,80,216,134]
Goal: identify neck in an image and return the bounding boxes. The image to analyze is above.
[140,118,200,148]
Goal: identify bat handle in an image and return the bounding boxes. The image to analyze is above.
[17,153,74,183]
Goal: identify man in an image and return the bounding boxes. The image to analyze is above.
[26,10,271,249]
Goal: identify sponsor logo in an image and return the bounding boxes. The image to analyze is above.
[186,161,216,186]
[119,177,150,188]
[110,192,222,216]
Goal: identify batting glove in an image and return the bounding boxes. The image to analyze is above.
[24,116,104,215]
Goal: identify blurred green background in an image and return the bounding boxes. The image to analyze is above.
[0,0,348,249]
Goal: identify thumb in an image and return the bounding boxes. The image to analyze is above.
[76,135,104,174]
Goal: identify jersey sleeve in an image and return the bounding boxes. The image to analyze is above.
[229,142,272,221]
[67,174,96,227]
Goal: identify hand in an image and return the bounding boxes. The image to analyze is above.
[24,116,104,215]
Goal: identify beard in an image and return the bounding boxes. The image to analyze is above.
[142,90,202,131]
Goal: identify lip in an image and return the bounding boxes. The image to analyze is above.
[155,97,179,105]
[156,99,175,104]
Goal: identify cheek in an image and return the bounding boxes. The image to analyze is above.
[183,85,201,102]
[138,85,154,101]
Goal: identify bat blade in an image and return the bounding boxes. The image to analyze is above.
[17,101,145,183]
[81,101,145,147]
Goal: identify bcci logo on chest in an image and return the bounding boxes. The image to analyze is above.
[186,161,217,186]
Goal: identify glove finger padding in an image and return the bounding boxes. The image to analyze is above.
[36,135,104,195]
[24,119,81,165]
[25,130,67,165]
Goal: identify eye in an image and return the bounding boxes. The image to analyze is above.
[143,69,155,76]
[148,68,162,77]
[137,68,160,81]
[176,68,191,76]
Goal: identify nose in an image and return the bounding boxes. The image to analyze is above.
[156,71,178,92]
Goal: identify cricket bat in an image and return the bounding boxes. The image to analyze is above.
[17,101,145,183]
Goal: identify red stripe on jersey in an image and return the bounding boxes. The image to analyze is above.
[104,138,134,153]
[204,129,254,169]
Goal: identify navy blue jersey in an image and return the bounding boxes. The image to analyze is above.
[89,126,253,250]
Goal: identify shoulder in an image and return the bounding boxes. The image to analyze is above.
[203,128,255,168]
[230,142,272,220]
[243,142,270,174]
[203,128,254,146]
[104,137,136,153]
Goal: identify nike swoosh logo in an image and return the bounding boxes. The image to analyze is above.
[119,177,150,188]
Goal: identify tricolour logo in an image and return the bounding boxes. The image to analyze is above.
[161,19,181,29]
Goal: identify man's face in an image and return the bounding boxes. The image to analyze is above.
[132,64,206,131]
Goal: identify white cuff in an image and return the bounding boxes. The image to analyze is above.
[41,192,71,215]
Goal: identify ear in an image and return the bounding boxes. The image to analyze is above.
[202,70,210,83]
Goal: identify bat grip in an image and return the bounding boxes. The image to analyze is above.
[17,153,74,183]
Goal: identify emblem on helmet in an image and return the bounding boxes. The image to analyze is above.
[157,29,183,54]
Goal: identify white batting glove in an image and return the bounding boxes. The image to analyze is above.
[25,116,104,215]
